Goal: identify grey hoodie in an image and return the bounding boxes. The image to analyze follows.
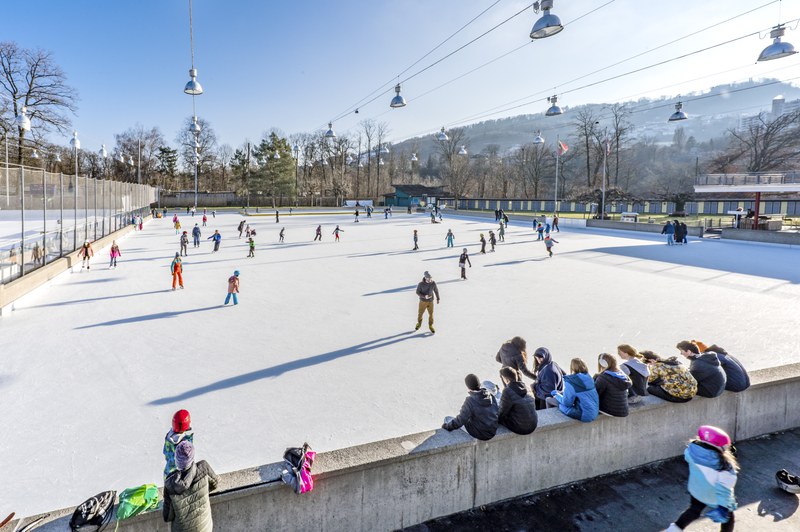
[621,358,650,397]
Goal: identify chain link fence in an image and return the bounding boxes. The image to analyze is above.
[0,165,156,284]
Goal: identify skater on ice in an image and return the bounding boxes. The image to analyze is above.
[202,214,207,227]
[275,210,280,223]
[208,230,222,252]
[544,234,558,257]
[78,240,94,270]
[224,270,240,305]
[238,220,246,239]
[489,230,497,252]
[479,233,487,254]
[170,252,184,290]
[174,218,182,234]
[415,271,439,333]
[553,214,560,232]
[247,237,255,258]
[163,409,193,479]
[498,223,505,242]
[109,241,121,268]
[412,230,419,251]
[535,222,545,241]
[314,225,322,241]
[445,229,455,248]
[333,225,344,242]
[458,248,472,280]
[180,231,189,257]
[354,209,359,222]
[192,224,202,247]
[279,227,285,243]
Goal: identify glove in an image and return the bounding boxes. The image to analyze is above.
[705,506,731,524]
[550,390,558,397]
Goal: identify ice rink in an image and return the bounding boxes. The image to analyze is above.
[2,209,800,515]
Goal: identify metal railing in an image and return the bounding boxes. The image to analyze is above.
[695,172,800,187]
[0,165,156,284]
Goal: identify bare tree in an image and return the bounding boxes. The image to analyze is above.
[572,108,598,188]
[360,119,376,197]
[435,127,470,206]
[0,42,78,161]
[217,144,234,190]
[176,116,218,184]
[607,103,633,187]
[114,125,166,184]
[375,121,390,198]
[727,110,800,172]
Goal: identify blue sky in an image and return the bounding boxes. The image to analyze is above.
[4,0,800,152]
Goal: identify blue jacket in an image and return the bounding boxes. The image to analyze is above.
[685,442,738,510]
[717,352,750,392]
[661,223,675,235]
[532,347,564,400]
[192,227,201,238]
[555,373,599,422]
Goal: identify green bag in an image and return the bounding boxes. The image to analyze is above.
[116,484,160,520]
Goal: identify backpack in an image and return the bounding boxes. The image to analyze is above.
[69,490,116,531]
[281,443,316,494]
[116,484,160,521]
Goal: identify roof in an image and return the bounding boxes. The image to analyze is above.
[390,184,446,196]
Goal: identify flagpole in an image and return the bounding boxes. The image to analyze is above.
[554,134,559,215]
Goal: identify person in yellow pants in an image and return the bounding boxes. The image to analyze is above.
[415,271,440,334]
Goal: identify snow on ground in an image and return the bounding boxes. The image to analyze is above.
[2,209,800,515]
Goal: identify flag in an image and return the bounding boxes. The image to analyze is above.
[557,140,568,155]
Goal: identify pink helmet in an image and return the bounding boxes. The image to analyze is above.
[697,425,731,448]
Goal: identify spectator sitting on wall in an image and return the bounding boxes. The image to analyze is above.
[548,357,599,423]
[701,342,750,393]
[595,353,633,417]
[495,336,537,381]
[442,373,499,441]
[532,347,564,410]
[641,350,697,403]
[617,344,650,403]
[677,340,726,398]
[497,367,538,435]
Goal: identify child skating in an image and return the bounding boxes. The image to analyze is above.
[202,214,207,227]
[174,219,181,234]
[459,248,472,280]
[354,209,360,223]
[170,252,184,290]
[479,233,487,254]
[314,225,322,241]
[109,241,121,268]
[445,229,455,248]
[412,230,419,251]
[333,225,344,242]
[78,240,94,270]
[247,237,255,257]
[489,230,497,252]
[544,234,559,257]
[498,223,505,242]
[163,409,193,480]
[279,227,285,243]
[238,220,245,238]
[180,231,189,256]
[208,230,222,252]
[224,270,240,305]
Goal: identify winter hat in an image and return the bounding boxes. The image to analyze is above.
[175,440,195,471]
[465,374,481,391]
[234,270,240,276]
[462,248,467,253]
[174,252,180,258]
[533,347,550,359]
[423,271,432,280]
[692,340,709,353]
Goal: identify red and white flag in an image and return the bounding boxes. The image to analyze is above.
[557,140,569,155]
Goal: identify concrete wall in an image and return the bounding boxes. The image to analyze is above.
[22,363,800,532]
[0,220,144,315]
[721,228,800,247]
[587,219,705,236]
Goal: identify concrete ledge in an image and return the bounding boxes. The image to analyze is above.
[587,219,704,236]
[0,220,146,316]
[721,227,800,247]
[20,363,800,532]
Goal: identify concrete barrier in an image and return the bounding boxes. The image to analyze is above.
[0,220,145,316]
[587,219,704,237]
[721,227,800,247]
[21,363,800,532]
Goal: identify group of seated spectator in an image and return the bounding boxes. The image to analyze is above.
[442,337,750,441]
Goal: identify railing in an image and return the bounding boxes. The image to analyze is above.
[695,172,800,187]
[0,165,156,284]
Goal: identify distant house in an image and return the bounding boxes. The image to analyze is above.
[382,184,452,208]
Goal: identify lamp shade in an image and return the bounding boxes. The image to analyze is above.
[411,153,418,162]
[15,107,31,132]
[325,122,337,138]
[273,151,280,160]
[530,0,563,39]
[99,144,107,158]
[380,145,390,155]
[31,149,39,159]
[436,127,449,142]
[390,83,407,108]
[184,68,204,95]
[533,131,545,144]
[55,153,62,163]
[757,26,797,61]
[70,131,80,150]
[545,95,562,116]
[668,102,688,122]
[458,146,468,156]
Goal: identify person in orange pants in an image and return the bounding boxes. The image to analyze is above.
[171,252,184,290]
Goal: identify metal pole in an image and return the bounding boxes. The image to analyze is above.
[102,178,106,237]
[554,134,560,215]
[20,159,25,277]
[94,176,98,241]
[600,128,607,220]
[137,139,141,184]
[73,149,78,251]
[42,167,47,267]
[193,125,198,210]
[84,167,89,242]
[4,136,8,207]
[59,172,63,257]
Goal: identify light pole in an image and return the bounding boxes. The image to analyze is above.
[184,0,203,210]
[292,144,299,206]
[16,107,31,276]
[70,132,80,250]
[190,118,201,210]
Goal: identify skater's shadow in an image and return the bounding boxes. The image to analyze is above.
[74,305,220,329]
[362,279,461,296]
[483,257,549,267]
[147,331,424,405]
[70,277,120,284]
[20,289,173,309]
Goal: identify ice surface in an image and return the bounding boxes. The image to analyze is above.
[2,209,799,515]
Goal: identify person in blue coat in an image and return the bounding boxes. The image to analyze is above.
[549,358,599,422]
[661,220,675,245]
[191,224,202,248]
[706,344,750,393]
[532,347,564,410]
